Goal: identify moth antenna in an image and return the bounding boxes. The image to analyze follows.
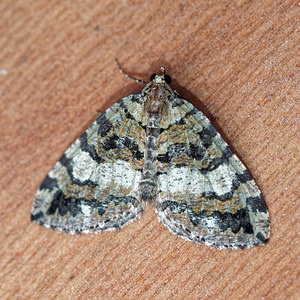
[115,59,147,85]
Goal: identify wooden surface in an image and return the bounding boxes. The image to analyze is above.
[0,1,298,299]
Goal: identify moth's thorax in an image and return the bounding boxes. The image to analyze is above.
[142,68,174,116]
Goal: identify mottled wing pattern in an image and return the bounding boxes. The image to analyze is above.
[31,95,146,233]
[156,98,270,249]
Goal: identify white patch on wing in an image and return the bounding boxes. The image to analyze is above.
[49,161,64,178]
[90,159,140,189]
[228,155,247,174]
[65,139,81,157]
[73,151,97,181]
[205,217,217,229]
[159,167,210,194]
[113,160,140,189]
[67,150,140,197]
[244,179,261,196]
[32,189,56,214]
[207,164,234,195]
[159,164,234,196]
[81,203,92,216]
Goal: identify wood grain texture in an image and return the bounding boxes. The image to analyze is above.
[0,0,298,299]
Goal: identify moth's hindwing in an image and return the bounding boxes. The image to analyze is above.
[31,95,146,233]
[155,98,270,249]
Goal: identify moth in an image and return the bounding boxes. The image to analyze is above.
[31,65,270,249]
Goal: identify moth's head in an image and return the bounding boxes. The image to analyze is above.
[141,66,174,99]
[150,67,172,85]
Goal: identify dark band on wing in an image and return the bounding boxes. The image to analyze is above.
[197,123,218,148]
[31,211,44,221]
[31,190,139,221]
[157,143,205,164]
[40,175,58,191]
[80,132,104,164]
[31,193,141,231]
[200,146,234,174]
[102,134,144,160]
[97,113,112,137]
[170,97,185,107]
[246,194,268,213]
[119,99,136,121]
[157,200,254,235]
[45,190,138,217]
[97,94,144,135]
[256,232,269,243]
[161,106,198,131]
[123,137,144,160]
[158,143,234,174]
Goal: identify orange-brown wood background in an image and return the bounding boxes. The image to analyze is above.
[0,1,298,299]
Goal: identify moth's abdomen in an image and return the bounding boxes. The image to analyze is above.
[139,116,160,208]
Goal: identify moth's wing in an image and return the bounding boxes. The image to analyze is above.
[31,94,146,233]
[156,98,270,249]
